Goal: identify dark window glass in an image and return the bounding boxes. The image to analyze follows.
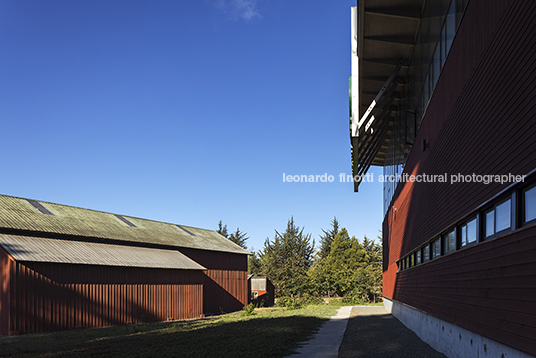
[525,186,536,223]
[461,217,477,247]
[443,229,456,253]
[496,199,511,232]
[485,210,495,237]
[416,250,421,264]
[432,238,441,258]
[423,245,430,262]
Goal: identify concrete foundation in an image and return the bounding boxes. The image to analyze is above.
[384,298,534,358]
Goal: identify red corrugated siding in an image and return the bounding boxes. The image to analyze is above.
[0,248,12,335]
[383,0,536,355]
[6,261,203,335]
[179,248,248,313]
[393,225,536,355]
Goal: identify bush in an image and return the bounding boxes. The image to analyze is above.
[299,295,324,306]
[327,298,343,306]
[241,303,256,316]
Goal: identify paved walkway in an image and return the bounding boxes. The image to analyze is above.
[287,306,446,358]
[286,305,353,358]
[339,306,446,358]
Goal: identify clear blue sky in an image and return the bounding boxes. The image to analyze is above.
[0,0,383,253]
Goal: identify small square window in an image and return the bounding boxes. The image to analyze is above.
[485,210,495,238]
[443,229,456,254]
[432,238,441,259]
[496,199,511,232]
[484,198,512,239]
[524,185,536,223]
[423,245,430,262]
[461,217,477,247]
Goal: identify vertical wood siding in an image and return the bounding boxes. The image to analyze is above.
[178,248,248,313]
[383,0,536,355]
[0,248,12,335]
[6,260,203,335]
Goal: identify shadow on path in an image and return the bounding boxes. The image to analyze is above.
[338,306,446,358]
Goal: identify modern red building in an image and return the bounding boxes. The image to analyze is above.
[350,0,536,357]
[0,194,249,335]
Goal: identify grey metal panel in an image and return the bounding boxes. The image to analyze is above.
[0,234,206,270]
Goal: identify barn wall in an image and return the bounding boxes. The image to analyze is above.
[382,0,536,356]
[179,248,248,313]
[0,248,12,335]
[8,262,203,335]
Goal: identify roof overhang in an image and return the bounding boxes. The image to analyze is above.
[0,234,207,270]
[350,0,425,191]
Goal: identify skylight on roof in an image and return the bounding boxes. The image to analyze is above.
[114,214,137,228]
[27,200,54,215]
[177,225,196,236]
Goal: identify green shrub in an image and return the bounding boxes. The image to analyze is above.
[241,303,256,316]
[299,295,324,306]
[326,298,342,306]
[285,297,303,310]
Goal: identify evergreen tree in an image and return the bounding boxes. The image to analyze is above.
[318,217,340,260]
[217,220,228,238]
[229,227,249,249]
[248,251,263,275]
[309,230,383,301]
[261,217,315,297]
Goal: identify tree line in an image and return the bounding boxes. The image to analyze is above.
[217,217,382,303]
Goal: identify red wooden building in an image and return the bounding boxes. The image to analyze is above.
[0,194,249,335]
[349,0,536,357]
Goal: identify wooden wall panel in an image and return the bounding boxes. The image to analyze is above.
[392,225,536,355]
[0,248,12,335]
[382,0,536,356]
[8,263,203,335]
[179,248,248,313]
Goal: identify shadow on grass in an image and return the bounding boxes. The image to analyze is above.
[0,314,329,358]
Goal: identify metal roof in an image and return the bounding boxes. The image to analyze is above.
[0,234,207,270]
[0,194,249,255]
[350,0,425,191]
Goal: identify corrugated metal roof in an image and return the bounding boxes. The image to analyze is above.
[0,234,207,270]
[0,195,249,255]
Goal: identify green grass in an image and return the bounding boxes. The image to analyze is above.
[0,305,341,358]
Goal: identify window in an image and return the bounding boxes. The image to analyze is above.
[524,185,536,224]
[431,238,441,259]
[460,217,477,247]
[443,229,456,254]
[423,244,430,262]
[485,210,495,237]
[416,250,421,264]
[485,198,512,238]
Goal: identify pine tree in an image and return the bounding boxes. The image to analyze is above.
[229,227,249,249]
[318,217,340,260]
[248,251,262,275]
[217,220,228,238]
[261,217,315,297]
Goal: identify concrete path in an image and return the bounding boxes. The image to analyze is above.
[338,306,446,358]
[286,305,353,358]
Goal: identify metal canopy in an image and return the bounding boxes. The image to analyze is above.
[350,0,424,191]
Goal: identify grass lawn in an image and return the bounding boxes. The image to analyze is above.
[0,305,342,358]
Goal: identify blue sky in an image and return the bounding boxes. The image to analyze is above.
[0,0,383,252]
